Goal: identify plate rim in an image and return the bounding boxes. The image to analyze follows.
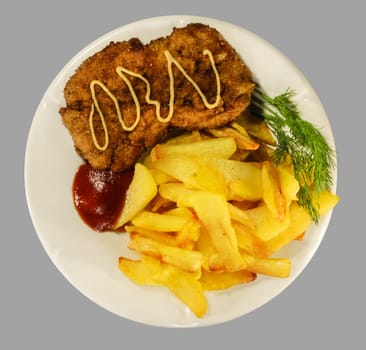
[24,15,337,328]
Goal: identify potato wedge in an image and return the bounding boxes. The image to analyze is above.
[268,190,339,252]
[267,202,312,253]
[158,183,199,207]
[229,179,262,201]
[125,225,179,247]
[114,163,157,229]
[164,207,201,246]
[151,137,236,160]
[164,266,208,318]
[119,255,207,318]
[196,226,225,272]
[262,161,286,220]
[176,221,201,247]
[233,221,272,258]
[206,126,259,150]
[152,155,227,195]
[118,255,162,286]
[228,202,254,229]
[200,269,256,291]
[149,168,176,185]
[164,207,195,218]
[241,253,291,278]
[245,204,290,241]
[318,190,340,216]
[131,210,187,232]
[277,164,300,203]
[188,192,246,272]
[206,159,262,200]
[128,234,203,273]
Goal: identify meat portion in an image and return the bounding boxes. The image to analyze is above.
[60,23,254,172]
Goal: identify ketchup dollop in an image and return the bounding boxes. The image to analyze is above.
[72,164,134,232]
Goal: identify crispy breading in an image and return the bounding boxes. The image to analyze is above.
[60,23,254,172]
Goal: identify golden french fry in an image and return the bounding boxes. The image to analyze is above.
[267,202,311,253]
[241,253,291,278]
[164,207,201,246]
[196,226,225,272]
[206,159,263,201]
[245,204,290,241]
[132,205,200,249]
[200,269,256,291]
[118,255,162,285]
[206,125,259,150]
[318,190,340,216]
[128,234,203,273]
[228,202,255,229]
[229,179,262,201]
[158,182,198,206]
[149,168,176,185]
[152,137,236,160]
[262,161,286,220]
[236,111,277,146]
[131,210,187,232]
[164,207,194,218]
[176,221,201,247]
[164,266,208,318]
[233,221,272,258]
[277,164,300,203]
[125,225,179,247]
[152,155,227,195]
[267,190,339,253]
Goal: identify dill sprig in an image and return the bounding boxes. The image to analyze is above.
[251,86,336,222]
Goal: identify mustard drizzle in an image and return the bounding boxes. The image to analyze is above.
[89,49,221,151]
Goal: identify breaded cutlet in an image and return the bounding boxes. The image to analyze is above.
[60,23,254,172]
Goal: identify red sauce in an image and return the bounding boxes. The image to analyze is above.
[72,164,134,232]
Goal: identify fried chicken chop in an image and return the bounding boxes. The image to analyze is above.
[60,23,254,172]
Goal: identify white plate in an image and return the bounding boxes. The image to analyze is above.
[25,15,337,327]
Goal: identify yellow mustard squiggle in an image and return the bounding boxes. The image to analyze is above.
[89,49,221,151]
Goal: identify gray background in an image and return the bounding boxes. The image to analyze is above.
[1,0,363,348]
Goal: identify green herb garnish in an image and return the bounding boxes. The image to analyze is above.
[251,86,336,222]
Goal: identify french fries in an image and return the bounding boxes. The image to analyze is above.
[117,125,339,318]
